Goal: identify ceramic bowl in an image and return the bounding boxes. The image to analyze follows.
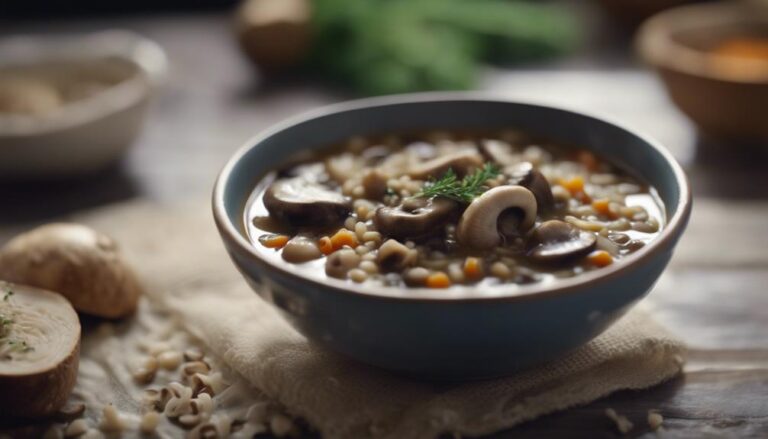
[637,1,768,144]
[0,30,167,177]
[213,94,691,380]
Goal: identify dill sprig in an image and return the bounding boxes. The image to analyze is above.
[418,163,500,203]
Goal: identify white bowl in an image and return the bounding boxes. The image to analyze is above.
[0,30,168,177]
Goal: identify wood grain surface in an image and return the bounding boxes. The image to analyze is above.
[1,9,766,438]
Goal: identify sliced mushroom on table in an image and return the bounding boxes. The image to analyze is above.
[374,196,459,240]
[407,150,484,180]
[527,220,597,264]
[506,162,555,212]
[0,282,80,418]
[264,177,351,226]
[457,186,538,249]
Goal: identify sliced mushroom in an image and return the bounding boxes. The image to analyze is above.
[527,220,597,264]
[407,150,483,180]
[373,197,458,240]
[376,239,417,272]
[281,236,322,263]
[0,282,80,418]
[506,162,555,212]
[456,186,537,249]
[478,139,519,166]
[264,177,350,226]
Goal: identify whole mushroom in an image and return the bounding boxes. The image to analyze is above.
[456,186,538,249]
[0,223,142,319]
[527,220,597,264]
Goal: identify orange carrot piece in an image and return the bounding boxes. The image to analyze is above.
[426,272,451,288]
[561,176,585,195]
[330,229,359,250]
[258,234,290,249]
[592,199,611,215]
[318,236,334,254]
[588,250,613,267]
[463,257,482,279]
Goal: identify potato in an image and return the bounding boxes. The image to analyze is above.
[0,282,80,418]
[0,223,142,318]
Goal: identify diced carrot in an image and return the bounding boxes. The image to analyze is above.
[318,236,334,254]
[561,176,585,195]
[592,198,611,215]
[426,272,451,288]
[258,234,290,249]
[577,150,599,171]
[463,257,483,279]
[588,250,613,267]
[330,229,359,250]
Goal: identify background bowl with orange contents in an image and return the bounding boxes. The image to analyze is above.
[637,1,768,144]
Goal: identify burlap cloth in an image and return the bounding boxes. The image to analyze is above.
[75,201,685,439]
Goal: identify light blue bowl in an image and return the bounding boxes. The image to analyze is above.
[213,94,692,380]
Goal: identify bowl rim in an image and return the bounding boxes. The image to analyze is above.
[213,92,692,303]
[636,1,768,84]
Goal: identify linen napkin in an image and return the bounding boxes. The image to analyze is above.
[76,201,685,439]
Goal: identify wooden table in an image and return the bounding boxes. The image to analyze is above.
[2,11,767,439]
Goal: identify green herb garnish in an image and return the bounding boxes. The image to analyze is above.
[418,163,500,203]
[6,339,33,353]
[0,315,12,339]
[3,289,13,301]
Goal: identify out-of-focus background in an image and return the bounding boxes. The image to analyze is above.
[1,0,768,436]
[2,0,767,217]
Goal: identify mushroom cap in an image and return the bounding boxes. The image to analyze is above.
[0,282,80,418]
[527,220,597,263]
[506,162,555,212]
[374,197,458,240]
[407,150,484,180]
[0,223,143,319]
[263,177,351,226]
[456,186,538,249]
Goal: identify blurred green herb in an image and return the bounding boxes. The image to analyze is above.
[418,163,500,202]
[3,289,13,301]
[6,339,33,353]
[308,0,580,95]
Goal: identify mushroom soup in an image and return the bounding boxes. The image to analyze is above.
[245,131,664,289]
